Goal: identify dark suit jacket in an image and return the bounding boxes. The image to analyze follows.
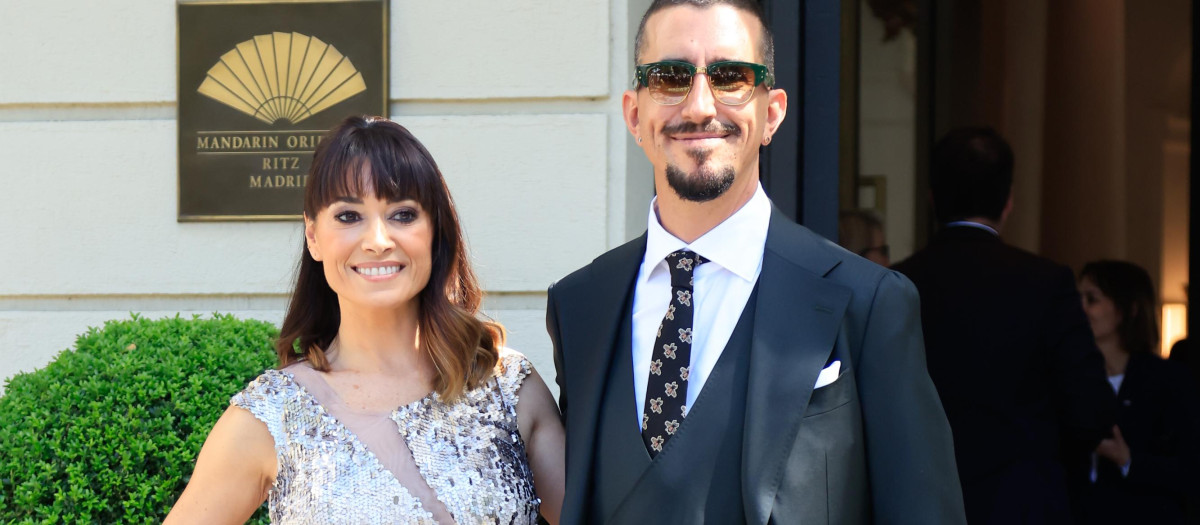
[893,225,1117,524]
[1081,353,1200,525]
[548,208,966,524]
[1170,339,1200,394]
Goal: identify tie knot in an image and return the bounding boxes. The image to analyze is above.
[665,250,706,288]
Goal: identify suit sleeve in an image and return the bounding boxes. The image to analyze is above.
[1043,266,1116,449]
[856,271,967,524]
[546,282,567,421]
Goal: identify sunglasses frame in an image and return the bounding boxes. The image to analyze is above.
[634,60,775,106]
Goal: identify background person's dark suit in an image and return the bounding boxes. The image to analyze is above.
[1079,353,1200,525]
[893,225,1116,524]
[548,209,966,524]
[1169,338,1200,523]
[1170,338,1200,395]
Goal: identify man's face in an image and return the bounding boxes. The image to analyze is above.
[624,5,786,203]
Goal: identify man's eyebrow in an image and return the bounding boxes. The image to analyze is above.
[707,56,739,64]
[656,56,741,65]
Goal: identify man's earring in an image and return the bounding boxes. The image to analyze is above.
[763,135,772,145]
[637,136,643,143]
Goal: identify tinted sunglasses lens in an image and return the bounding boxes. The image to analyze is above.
[708,63,757,105]
[647,64,693,105]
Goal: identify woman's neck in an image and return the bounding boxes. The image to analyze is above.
[328,299,429,377]
[1096,336,1130,376]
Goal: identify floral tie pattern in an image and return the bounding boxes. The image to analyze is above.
[642,250,706,457]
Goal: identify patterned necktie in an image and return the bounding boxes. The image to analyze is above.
[642,250,707,457]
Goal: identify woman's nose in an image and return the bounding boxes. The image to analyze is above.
[361,217,395,253]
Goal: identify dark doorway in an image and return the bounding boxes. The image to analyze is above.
[761,0,845,241]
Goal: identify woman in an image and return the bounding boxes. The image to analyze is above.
[167,116,565,524]
[1077,260,1198,524]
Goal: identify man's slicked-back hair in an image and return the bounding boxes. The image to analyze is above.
[634,0,774,76]
[930,126,1014,224]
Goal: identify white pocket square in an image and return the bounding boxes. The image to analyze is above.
[814,360,841,389]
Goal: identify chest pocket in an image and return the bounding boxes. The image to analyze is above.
[804,365,855,417]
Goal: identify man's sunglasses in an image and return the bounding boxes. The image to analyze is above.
[634,60,774,106]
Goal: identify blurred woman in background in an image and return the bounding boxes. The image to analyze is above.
[1077,260,1198,524]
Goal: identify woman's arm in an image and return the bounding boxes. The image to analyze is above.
[164,406,277,524]
[515,367,566,525]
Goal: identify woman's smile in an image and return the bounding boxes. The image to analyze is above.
[352,262,405,280]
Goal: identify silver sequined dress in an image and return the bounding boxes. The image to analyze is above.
[230,349,540,524]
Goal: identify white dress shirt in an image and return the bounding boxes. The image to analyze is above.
[631,183,770,430]
[1090,374,1131,480]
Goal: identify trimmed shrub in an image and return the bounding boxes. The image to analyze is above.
[0,313,276,524]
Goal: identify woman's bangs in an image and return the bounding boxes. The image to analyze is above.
[306,136,439,213]
[359,143,439,210]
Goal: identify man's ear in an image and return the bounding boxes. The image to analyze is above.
[763,88,788,144]
[622,89,642,143]
[304,214,322,262]
[1000,193,1015,224]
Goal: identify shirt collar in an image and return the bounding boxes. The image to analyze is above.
[642,183,770,283]
[945,220,999,236]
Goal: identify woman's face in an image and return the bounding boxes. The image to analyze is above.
[304,186,434,314]
[1079,277,1121,343]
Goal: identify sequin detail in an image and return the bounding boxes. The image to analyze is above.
[231,350,540,524]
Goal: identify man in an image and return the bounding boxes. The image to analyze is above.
[892,127,1116,524]
[838,209,890,266]
[546,1,965,522]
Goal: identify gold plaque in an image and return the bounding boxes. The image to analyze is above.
[177,0,388,221]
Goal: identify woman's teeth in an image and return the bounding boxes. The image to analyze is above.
[356,265,401,276]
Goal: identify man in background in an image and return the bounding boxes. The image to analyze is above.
[838,209,890,266]
[893,126,1116,524]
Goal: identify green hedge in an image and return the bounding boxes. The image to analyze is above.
[0,313,277,524]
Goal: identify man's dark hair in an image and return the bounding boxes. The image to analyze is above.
[930,126,1014,224]
[634,0,774,76]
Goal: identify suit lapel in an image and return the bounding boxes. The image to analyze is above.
[742,209,852,525]
[560,235,645,523]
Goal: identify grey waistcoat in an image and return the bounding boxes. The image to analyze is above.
[589,290,757,524]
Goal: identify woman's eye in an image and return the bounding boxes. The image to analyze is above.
[333,211,361,223]
[391,208,418,223]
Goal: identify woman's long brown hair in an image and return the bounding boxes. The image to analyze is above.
[276,116,502,400]
[1080,259,1160,357]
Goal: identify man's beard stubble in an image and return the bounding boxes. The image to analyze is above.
[665,157,736,203]
[662,121,739,203]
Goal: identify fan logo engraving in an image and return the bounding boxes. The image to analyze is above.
[197,32,367,125]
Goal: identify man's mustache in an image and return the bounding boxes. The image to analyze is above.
[661,121,740,137]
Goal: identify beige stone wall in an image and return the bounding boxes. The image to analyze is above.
[0,0,649,395]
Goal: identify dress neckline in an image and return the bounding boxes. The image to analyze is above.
[268,369,453,523]
[281,364,438,417]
